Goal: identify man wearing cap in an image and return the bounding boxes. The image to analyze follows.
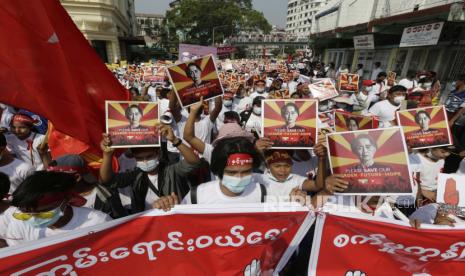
[5,113,51,170]
[5,171,111,246]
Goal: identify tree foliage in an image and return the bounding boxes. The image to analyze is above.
[164,0,271,46]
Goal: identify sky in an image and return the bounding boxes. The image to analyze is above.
[135,0,287,28]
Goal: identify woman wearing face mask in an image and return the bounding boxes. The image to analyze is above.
[241,96,264,137]
[5,171,111,247]
[153,137,267,209]
[368,85,407,128]
[99,124,200,217]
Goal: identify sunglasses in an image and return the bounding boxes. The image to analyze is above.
[13,201,64,221]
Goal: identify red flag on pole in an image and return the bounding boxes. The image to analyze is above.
[0,0,129,158]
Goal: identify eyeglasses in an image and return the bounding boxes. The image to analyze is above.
[13,201,64,221]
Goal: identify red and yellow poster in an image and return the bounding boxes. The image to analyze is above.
[106,101,159,148]
[262,99,318,149]
[327,128,412,195]
[308,78,339,101]
[334,110,378,132]
[396,105,451,149]
[166,55,224,108]
[338,73,359,92]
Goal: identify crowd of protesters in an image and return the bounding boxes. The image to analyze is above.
[1,55,465,274]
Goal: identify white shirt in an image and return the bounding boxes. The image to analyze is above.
[194,116,214,144]
[6,132,46,170]
[245,113,262,135]
[216,105,234,131]
[249,91,268,100]
[398,79,418,91]
[6,206,111,246]
[159,98,170,115]
[233,96,252,114]
[182,180,263,204]
[368,100,400,128]
[253,172,306,201]
[0,207,15,239]
[370,67,383,80]
[147,86,157,102]
[0,104,13,129]
[0,158,34,193]
[410,153,444,191]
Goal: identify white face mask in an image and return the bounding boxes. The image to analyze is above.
[256,87,265,93]
[224,100,233,107]
[365,86,373,93]
[423,82,432,89]
[393,96,405,105]
[136,158,159,172]
[253,107,262,115]
[357,92,368,101]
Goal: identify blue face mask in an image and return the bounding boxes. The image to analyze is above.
[222,174,252,194]
[24,206,64,228]
[136,158,159,172]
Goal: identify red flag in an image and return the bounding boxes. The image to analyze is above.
[0,0,128,158]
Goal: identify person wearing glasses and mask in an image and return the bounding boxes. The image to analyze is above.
[5,171,111,246]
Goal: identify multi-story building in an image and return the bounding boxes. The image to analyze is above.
[61,0,138,63]
[136,13,164,47]
[286,0,329,40]
[311,0,465,85]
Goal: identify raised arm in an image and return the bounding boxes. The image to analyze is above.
[99,133,115,183]
[160,124,199,165]
[183,99,206,154]
[209,96,223,122]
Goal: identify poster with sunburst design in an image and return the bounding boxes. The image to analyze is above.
[338,73,359,92]
[309,78,339,101]
[106,101,159,148]
[262,99,318,149]
[396,105,451,149]
[327,127,413,195]
[334,110,379,132]
[166,55,223,108]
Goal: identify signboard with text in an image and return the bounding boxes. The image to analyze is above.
[400,22,444,47]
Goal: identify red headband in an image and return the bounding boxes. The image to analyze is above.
[37,191,86,207]
[47,166,88,175]
[227,153,253,166]
[11,114,36,125]
[266,150,293,165]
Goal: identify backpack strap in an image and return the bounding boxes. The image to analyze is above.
[259,183,267,203]
[190,185,198,204]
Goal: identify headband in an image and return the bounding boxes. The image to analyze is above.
[227,153,253,167]
[11,114,36,126]
[266,150,293,165]
[47,166,88,175]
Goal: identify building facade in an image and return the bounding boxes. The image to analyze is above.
[312,0,465,85]
[136,13,164,47]
[286,0,329,40]
[61,0,138,63]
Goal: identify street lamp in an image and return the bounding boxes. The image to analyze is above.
[212,25,230,46]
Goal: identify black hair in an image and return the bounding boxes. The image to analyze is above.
[281,102,299,118]
[125,104,143,119]
[377,72,387,78]
[415,110,431,124]
[223,111,240,124]
[210,137,261,179]
[0,133,5,147]
[350,134,377,154]
[346,117,359,126]
[160,88,171,99]
[457,74,465,82]
[388,85,408,94]
[406,70,417,79]
[129,87,140,95]
[255,79,266,85]
[253,96,265,107]
[11,171,77,209]
[0,172,10,199]
[374,62,381,67]
[186,63,201,77]
[357,64,363,69]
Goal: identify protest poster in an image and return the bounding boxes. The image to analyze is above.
[166,55,224,108]
[262,99,318,149]
[308,78,339,101]
[0,204,314,276]
[106,101,159,148]
[326,127,412,195]
[309,213,465,276]
[387,71,397,86]
[338,73,359,92]
[396,105,451,149]
[436,173,465,217]
[318,110,335,131]
[334,110,378,132]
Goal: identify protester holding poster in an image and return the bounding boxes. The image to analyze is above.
[338,73,359,92]
[308,78,339,101]
[106,101,159,148]
[334,110,378,132]
[369,85,407,128]
[397,106,451,149]
[327,128,412,195]
[262,99,318,149]
[166,55,224,108]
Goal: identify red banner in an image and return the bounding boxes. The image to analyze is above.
[309,213,465,275]
[0,204,313,275]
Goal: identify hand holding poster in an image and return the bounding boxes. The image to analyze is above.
[396,105,451,149]
[327,127,412,195]
[309,213,465,276]
[0,204,314,276]
[262,99,318,149]
[334,111,379,132]
[308,78,339,101]
[106,101,159,148]
[166,55,224,108]
[338,73,359,92]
